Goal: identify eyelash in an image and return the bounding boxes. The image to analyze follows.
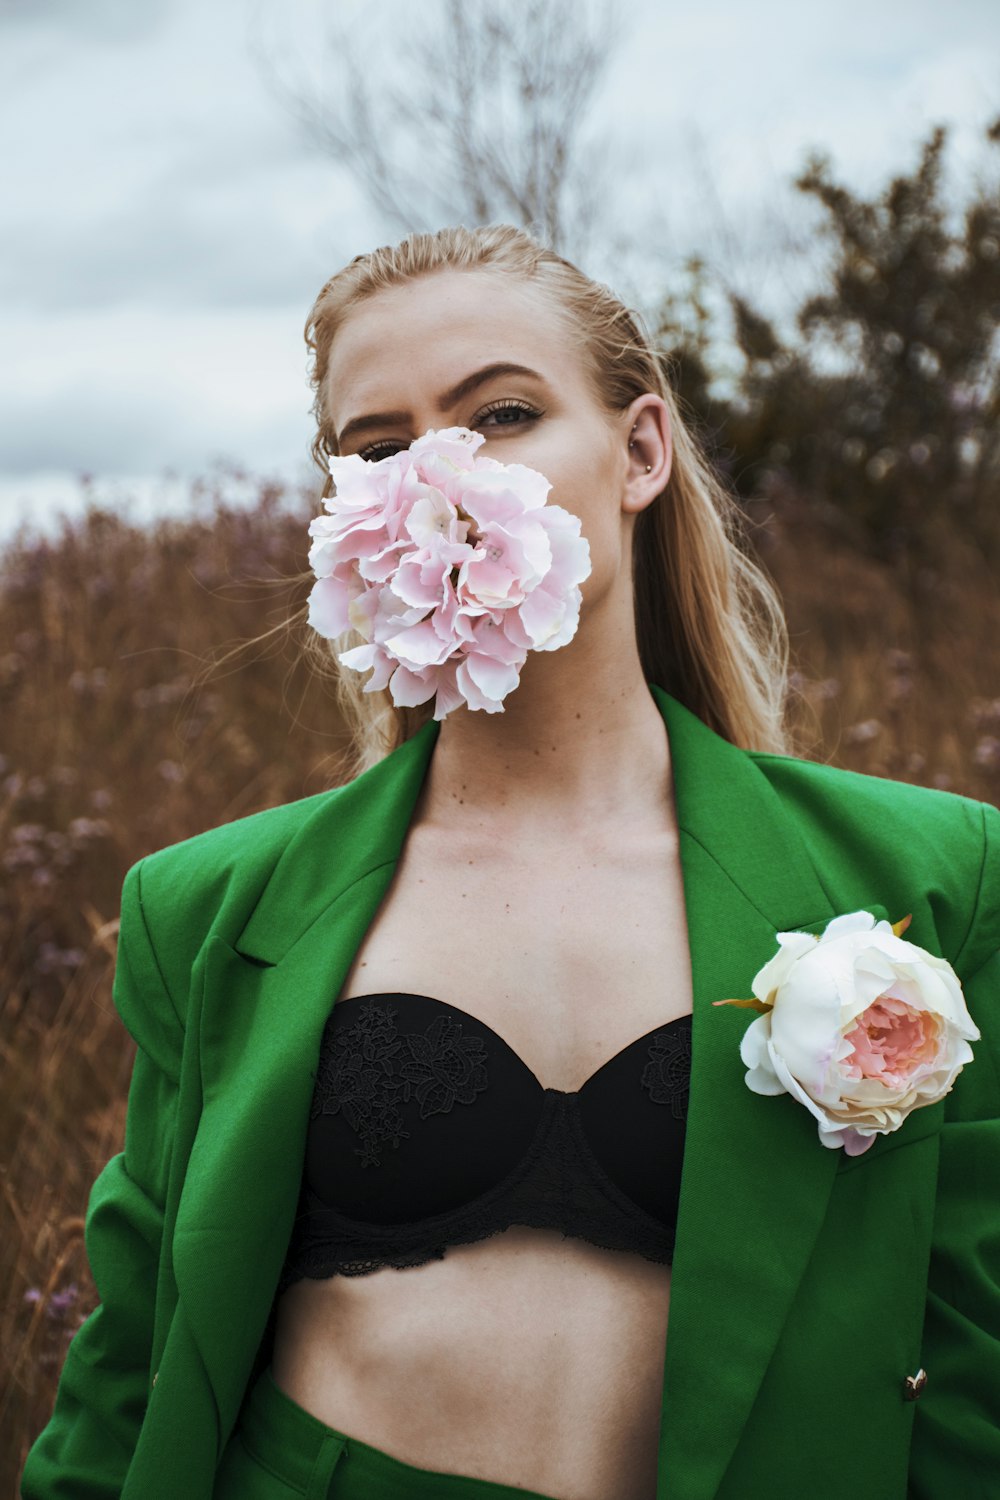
[356,399,542,462]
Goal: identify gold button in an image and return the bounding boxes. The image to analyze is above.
[903,1368,927,1401]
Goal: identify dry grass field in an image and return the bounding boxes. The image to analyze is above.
[3,473,998,1490]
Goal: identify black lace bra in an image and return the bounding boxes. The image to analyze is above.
[277,992,692,1290]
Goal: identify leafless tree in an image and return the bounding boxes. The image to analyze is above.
[249,0,627,262]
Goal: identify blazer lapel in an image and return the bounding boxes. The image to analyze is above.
[171,683,858,1494]
[171,721,442,1441]
[652,685,848,1500]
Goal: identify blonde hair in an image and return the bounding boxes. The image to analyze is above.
[303,223,792,776]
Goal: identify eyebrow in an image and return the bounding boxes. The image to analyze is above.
[335,362,548,449]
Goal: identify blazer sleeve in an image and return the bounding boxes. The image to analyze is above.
[908,798,1000,1497]
[21,858,184,1500]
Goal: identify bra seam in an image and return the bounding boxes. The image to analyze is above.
[296,1085,683,1238]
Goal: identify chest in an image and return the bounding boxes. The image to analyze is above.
[336,821,693,1094]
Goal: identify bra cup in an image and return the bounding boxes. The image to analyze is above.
[305,993,547,1223]
[576,1018,691,1224]
[286,994,690,1280]
[304,1055,544,1223]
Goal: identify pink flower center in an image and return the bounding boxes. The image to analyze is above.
[842,995,942,1087]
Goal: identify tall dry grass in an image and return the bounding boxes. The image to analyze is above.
[3,472,998,1491]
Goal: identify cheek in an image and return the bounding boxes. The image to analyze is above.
[574,504,628,604]
[575,459,625,541]
[545,448,617,524]
[520,428,623,578]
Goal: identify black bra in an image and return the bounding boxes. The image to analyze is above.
[277,993,692,1289]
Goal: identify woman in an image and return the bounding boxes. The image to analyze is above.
[22,225,1000,1500]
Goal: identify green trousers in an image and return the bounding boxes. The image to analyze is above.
[214,1365,560,1499]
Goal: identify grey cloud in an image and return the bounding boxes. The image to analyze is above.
[4,171,338,315]
[2,43,362,315]
[0,375,309,477]
[1,380,212,474]
[0,0,173,44]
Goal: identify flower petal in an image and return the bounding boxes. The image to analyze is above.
[306,426,592,718]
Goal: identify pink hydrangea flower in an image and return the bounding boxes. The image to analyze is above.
[307,426,592,719]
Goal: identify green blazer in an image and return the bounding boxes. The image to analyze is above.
[21,685,1000,1500]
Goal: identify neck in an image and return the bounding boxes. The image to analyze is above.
[412,623,675,844]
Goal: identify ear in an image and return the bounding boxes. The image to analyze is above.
[622,396,673,514]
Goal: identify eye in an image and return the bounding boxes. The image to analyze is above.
[355,438,410,462]
[355,396,542,459]
[473,396,542,432]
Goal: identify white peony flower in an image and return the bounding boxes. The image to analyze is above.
[716,911,980,1156]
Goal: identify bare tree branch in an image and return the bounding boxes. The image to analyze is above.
[249,0,627,260]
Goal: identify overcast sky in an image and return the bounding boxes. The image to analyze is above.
[2,0,998,542]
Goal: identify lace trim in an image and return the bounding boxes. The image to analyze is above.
[310,998,490,1168]
[282,1211,677,1285]
[642,1024,691,1120]
[310,997,691,1168]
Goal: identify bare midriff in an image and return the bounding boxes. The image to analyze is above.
[270,813,692,1500]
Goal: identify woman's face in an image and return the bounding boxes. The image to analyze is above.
[323,268,666,615]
